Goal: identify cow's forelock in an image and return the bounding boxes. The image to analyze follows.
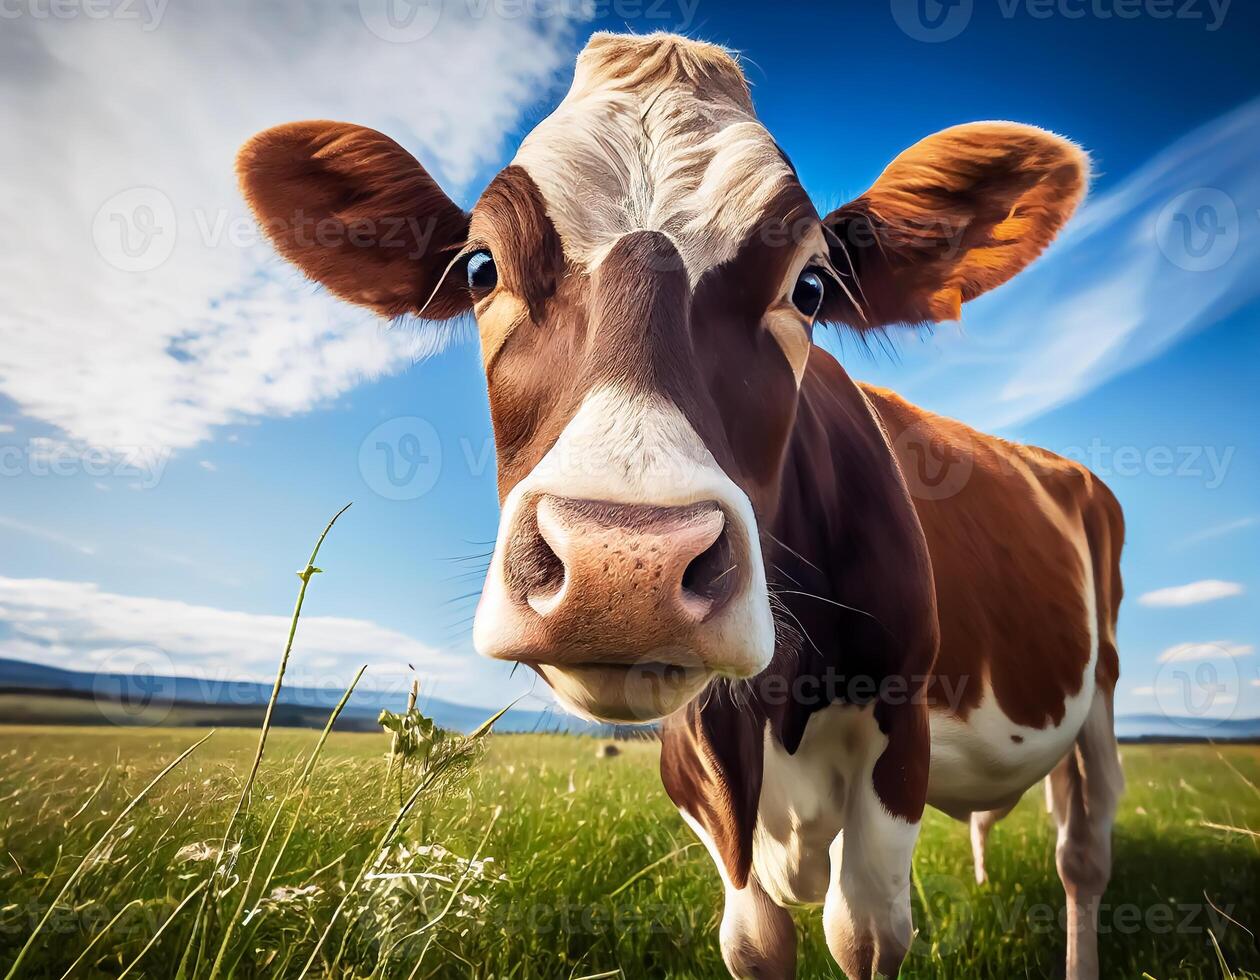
[510,32,800,284]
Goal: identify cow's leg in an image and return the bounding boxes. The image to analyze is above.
[719,875,797,980]
[823,794,919,978]
[822,707,926,979]
[969,803,1015,885]
[1047,689,1123,980]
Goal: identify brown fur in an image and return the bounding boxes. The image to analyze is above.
[822,122,1089,328]
[865,386,1123,727]
[236,121,470,318]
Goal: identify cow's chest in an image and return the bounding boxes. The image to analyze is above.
[751,703,887,907]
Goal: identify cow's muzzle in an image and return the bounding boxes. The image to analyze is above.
[475,492,770,722]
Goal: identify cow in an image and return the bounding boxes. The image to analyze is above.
[237,31,1125,979]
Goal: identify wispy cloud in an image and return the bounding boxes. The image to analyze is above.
[0,516,95,556]
[1139,579,1245,607]
[0,575,460,687]
[859,96,1260,430]
[1156,640,1253,664]
[1178,515,1258,548]
[0,0,586,456]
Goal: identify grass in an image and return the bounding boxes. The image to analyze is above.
[0,726,1256,979]
[1,511,1254,978]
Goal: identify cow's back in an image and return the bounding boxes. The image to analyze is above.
[861,385,1124,813]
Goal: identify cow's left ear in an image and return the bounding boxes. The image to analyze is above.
[820,122,1088,328]
[237,121,472,319]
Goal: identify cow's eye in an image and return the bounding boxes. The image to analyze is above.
[791,268,825,317]
[467,250,497,292]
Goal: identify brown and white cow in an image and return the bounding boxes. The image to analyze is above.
[238,32,1125,979]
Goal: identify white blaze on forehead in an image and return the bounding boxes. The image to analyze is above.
[511,32,799,283]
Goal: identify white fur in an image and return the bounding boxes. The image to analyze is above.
[511,38,797,285]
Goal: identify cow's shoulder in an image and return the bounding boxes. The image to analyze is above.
[856,383,1122,729]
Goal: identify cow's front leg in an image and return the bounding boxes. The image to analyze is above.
[823,706,927,979]
[719,874,797,980]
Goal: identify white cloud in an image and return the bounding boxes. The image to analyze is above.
[198,460,216,472]
[0,575,461,689]
[853,96,1260,430]
[0,0,586,455]
[1138,579,1245,607]
[1156,641,1253,664]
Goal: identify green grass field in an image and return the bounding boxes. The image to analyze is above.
[0,725,1256,979]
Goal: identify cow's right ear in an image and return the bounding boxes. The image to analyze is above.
[237,121,471,319]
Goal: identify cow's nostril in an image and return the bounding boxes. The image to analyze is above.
[681,522,737,614]
[509,509,566,615]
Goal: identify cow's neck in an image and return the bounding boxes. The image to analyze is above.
[659,346,938,888]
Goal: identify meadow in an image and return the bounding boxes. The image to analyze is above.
[0,725,1256,979]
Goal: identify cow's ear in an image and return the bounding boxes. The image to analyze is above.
[237,121,472,319]
[820,122,1087,328]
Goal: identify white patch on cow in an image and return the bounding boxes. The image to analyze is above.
[511,33,798,284]
[926,530,1100,818]
[680,807,733,888]
[750,704,909,907]
[473,385,776,680]
[681,808,797,978]
[739,703,919,973]
[823,783,919,977]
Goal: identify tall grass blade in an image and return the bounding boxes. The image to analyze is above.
[55,899,143,980]
[116,881,208,980]
[203,502,352,980]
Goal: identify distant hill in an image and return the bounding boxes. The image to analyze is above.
[2,657,1256,741]
[0,657,596,734]
[1113,712,1260,743]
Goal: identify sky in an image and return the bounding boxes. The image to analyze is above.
[0,0,1257,726]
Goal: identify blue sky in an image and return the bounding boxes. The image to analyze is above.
[0,0,1256,723]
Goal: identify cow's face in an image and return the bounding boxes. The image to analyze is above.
[239,33,1086,724]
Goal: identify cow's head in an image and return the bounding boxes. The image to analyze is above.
[239,33,1086,724]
